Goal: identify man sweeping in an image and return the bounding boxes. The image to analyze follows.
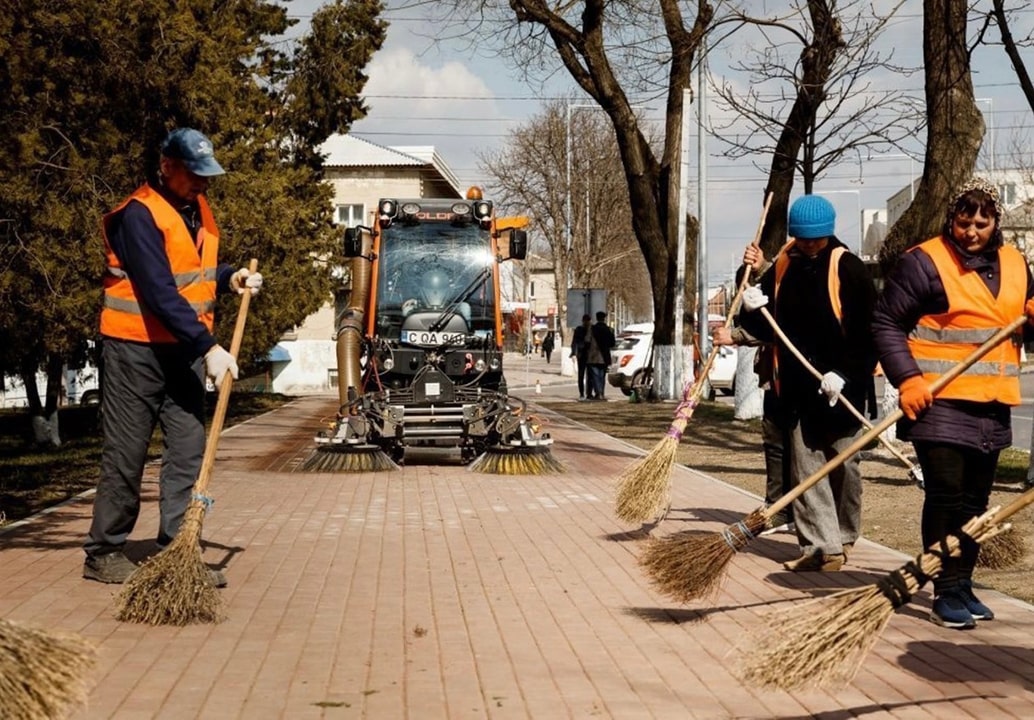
[83,128,262,586]
[737,194,877,571]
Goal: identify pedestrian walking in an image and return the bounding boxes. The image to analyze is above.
[873,177,1034,628]
[571,314,593,400]
[542,330,555,364]
[83,128,263,585]
[587,311,616,400]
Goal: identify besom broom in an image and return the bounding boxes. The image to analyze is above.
[613,192,773,525]
[114,258,258,625]
[737,481,1034,691]
[0,617,96,720]
[639,316,1027,603]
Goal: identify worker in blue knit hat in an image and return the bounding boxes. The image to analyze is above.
[733,193,877,572]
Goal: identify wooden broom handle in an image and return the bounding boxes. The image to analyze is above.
[193,258,259,497]
[764,315,1027,519]
[758,306,917,472]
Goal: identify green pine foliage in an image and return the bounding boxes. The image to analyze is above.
[0,0,387,399]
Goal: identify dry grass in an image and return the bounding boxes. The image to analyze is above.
[540,396,1034,605]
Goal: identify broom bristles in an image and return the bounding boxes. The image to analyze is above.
[114,509,223,626]
[468,446,564,475]
[976,525,1027,569]
[614,436,678,524]
[639,509,766,602]
[737,584,896,690]
[0,617,96,720]
[299,445,398,473]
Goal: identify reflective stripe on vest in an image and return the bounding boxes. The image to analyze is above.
[99,185,220,343]
[906,236,1024,405]
[771,241,847,393]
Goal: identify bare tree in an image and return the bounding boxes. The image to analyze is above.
[710,1,922,255]
[878,0,985,273]
[481,99,651,339]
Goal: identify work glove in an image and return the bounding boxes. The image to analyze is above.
[231,267,263,296]
[898,375,933,421]
[1025,298,1034,325]
[204,344,239,386]
[741,285,769,312]
[818,371,846,407]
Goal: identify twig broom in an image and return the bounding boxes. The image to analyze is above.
[738,481,1034,691]
[614,192,774,525]
[0,617,97,720]
[115,258,258,625]
[639,316,1027,603]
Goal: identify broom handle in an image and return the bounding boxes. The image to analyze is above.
[758,307,917,473]
[673,192,774,412]
[192,258,259,497]
[763,314,1027,520]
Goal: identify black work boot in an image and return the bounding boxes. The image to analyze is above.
[83,551,139,584]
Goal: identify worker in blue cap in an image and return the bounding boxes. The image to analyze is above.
[83,128,262,586]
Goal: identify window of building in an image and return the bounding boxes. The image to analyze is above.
[335,203,365,227]
[999,183,1016,206]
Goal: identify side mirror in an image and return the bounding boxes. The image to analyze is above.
[509,229,528,260]
[343,226,366,257]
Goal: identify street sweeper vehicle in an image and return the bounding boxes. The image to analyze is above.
[301,188,561,474]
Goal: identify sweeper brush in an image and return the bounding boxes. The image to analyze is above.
[469,444,564,475]
[0,618,96,720]
[976,524,1027,569]
[300,443,398,473]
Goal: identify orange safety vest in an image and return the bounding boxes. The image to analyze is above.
[99,185,220,344]
[906,236,1024,405]
[770,240,846,392]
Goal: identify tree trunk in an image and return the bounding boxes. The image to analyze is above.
[879,0,982,275]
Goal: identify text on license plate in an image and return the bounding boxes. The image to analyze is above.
[402,330,465,346]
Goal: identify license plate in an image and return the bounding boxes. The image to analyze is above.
[402,330,465,346]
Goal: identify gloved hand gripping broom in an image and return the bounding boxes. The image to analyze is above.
[639,315,1027,603]
[613,192,773,525]
[115,258,259,625]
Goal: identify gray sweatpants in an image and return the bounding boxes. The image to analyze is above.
[84,338,206,557]
[789,418,863,557]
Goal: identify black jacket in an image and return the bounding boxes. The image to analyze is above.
[740,238,877,431]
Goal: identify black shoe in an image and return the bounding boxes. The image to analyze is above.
[930,590,977,629]
[83,551,139,584]
[959,579,994,620]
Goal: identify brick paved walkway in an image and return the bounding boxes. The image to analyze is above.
[2,385,1033,719]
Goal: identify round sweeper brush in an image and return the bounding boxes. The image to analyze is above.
[299,444,398,473]
[468,444,564,475]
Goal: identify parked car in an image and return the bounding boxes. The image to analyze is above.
[608,322,654,397]
[706,345,737,396]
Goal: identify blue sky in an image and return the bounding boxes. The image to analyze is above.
[286,1,1034,283]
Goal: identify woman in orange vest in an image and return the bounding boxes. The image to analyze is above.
[873,177,1034,629]
[83,128,262,587]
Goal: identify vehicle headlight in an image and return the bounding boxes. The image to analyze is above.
[382,357,394,371]
[475,359,487,372]
[488,357,501,370]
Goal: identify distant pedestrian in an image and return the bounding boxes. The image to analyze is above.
[571,314,593,400]
[587,311,616,400]
[542,331,555,364]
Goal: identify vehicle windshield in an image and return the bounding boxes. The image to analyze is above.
[374,221,496,340]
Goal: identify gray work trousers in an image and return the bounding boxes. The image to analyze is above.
[84,338,206,557]
[788,418,863,557]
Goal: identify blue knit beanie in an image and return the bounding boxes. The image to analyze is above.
[788,195,836,239]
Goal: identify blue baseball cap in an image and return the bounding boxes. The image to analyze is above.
[161,128,225,177]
